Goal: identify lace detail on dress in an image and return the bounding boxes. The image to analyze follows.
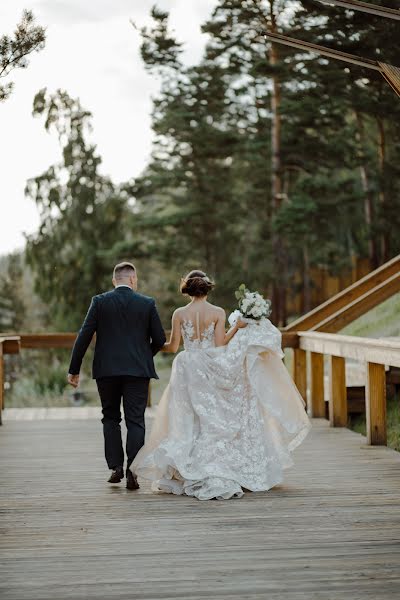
[133,317,311,501]
[181,319,216,350]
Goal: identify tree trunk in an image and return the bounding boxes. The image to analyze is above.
[353,110,378,269]
[269,1,286,326]
[303,245,311,313]
[376,116,389,262]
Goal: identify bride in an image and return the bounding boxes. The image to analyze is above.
[133,270,311,500]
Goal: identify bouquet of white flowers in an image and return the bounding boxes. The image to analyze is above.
[228,284,272,326]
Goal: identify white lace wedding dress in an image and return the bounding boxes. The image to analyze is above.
[133,317,311,500]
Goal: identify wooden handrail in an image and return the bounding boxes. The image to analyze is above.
[298,331,400,367]
[289,256,400,406]
[314,272,400,333]
[19,333,77,349]
[4,330,299,350]
[298,331,400,445]
[0,336,21,425]
[0,328,298,419]
[285,254,400,332]
[260,32,400,97]
[0,336,21,354]
[317,0,400,21]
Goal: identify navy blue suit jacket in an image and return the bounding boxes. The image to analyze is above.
[68,287,166,380]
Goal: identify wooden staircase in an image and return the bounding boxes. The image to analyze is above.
[287,255,400,436]
[285,254,400,333]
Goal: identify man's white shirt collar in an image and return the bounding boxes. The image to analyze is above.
[115,285,132,290]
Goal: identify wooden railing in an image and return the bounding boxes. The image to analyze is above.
[297,331,400,445]
[290,254,400,402]
[1,329,398,447]
[19,333,77,349]
[0,336,20,424]
[0,330,300,420]
[285,254,400,333]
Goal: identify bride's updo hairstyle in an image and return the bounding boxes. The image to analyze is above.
[180,270,215,297]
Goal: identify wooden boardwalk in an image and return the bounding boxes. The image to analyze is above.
[1,415,400,600]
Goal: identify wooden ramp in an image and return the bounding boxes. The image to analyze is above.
[1,416,400,599]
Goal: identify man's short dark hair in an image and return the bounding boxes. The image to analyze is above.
[113,262,136,281]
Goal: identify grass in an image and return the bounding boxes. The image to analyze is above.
[4,292,400,453]
[4,351,173,409]
[341,291,400,338]
[350,393,400,452]
[340,291,400,452]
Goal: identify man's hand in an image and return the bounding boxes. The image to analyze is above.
[67,373,80,388]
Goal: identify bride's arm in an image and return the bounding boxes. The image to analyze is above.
[214,308,246,347]
[162,309,182,353]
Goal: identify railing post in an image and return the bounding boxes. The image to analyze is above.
[293,348,307,406]
[366,362,387,445]
[0,341,4,426]
[329,355,347,427]
[310,351,325,417]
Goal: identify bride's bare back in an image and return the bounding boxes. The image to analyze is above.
[179,299,226,343]
[164,299,226,352]
[162,270,246,353]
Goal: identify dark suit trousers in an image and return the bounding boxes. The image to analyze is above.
[96,376,149,470]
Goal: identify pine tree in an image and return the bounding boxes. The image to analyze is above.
[0,10,45,102]
[0,254,25,332]
[25,89,128,329]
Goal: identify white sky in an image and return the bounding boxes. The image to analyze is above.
[0,0,217,255]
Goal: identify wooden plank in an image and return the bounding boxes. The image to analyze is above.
[379,62,400,98]
[285,254,400,332]
[281,331,298,348]
[1,417,400,599]
[261,30,381,70]
[314,272,400,333]
[16,331,298,351]
[329,356,347,427]
[20,333,79,349]
[319,0,400,21]
[0,336,20,354]
[293,348,307,403]
[310,352,325,418]
[0,342,3,426]
[366,362,387,445]
[299,331,400,367]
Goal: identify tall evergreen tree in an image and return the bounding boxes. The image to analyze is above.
[25,89,128,329]
[0,253,25,332]
[0,10,45,102]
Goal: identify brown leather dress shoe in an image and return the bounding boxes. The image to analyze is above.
[126,469,140,490]
[108,467,124,483]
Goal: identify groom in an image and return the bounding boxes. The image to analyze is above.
[67,262,166,489]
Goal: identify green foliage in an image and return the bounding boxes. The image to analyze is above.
[0,253,25,332]
[136,6,183,70]
[127,0,400,322]
[0,10,45,102]
[10,1,400,405]
[25,89,130,329]
[234,284,248,302]
[24,1,400,331]
[350,393,400,453]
